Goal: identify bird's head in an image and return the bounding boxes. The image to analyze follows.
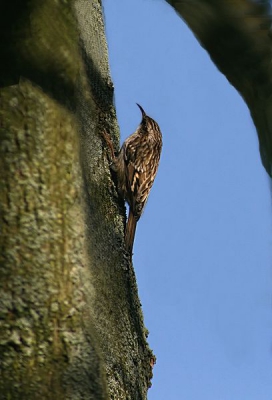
[136,103,161,135]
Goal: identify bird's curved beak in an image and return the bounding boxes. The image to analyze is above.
[136,103,146,118]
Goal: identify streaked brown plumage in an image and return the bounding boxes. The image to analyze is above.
[113,104,162,255]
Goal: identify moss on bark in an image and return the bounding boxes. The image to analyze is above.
[0,1,154,399]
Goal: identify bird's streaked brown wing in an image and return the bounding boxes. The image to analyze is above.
[124,131,162,219]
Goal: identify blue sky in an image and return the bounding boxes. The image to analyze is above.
[103,1,272,399]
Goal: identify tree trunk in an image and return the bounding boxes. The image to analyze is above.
[166,0,272,177]
[0,1,154,399]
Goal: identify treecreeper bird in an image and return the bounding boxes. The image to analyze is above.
[104,104,162,256]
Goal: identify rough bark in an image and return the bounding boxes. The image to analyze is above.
[166,0,272,177]
[0,1,154,399]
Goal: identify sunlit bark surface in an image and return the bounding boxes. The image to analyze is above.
[0,1,154,399]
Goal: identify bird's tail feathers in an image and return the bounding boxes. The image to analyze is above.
[125,209,137,256]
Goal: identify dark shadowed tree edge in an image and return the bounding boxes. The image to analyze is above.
[0,0,154,399]
[166,0,272,177]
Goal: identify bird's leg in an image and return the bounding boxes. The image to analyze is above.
[101,130,116,163]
